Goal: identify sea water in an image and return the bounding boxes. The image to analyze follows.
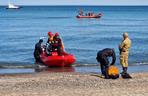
[0,6,148,70]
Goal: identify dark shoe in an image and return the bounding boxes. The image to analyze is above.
[120,71,126,75]
[105,76,110,79]
[109,74,119,79]
[121,73,132,79]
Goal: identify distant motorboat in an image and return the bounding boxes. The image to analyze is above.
[6,3,20,9]
[76,13,103,19]
[76,9,103,19]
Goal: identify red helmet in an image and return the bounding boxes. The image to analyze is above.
[48,32,52,36]
[54,32,59,37]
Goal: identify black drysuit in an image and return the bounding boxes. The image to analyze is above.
[96,48,116,78]
[34,42,43,64]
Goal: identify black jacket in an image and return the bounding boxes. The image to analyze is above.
[97,48,116,65]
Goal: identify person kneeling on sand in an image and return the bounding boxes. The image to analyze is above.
[96,48,116,79]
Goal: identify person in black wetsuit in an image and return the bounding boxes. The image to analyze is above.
[34,39,44,64]
[96,48,116,79]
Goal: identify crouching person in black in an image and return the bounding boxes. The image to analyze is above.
[96,48,116,79]
[34,39,44,64]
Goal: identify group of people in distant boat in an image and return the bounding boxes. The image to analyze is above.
[77,9,103,19]
[34,32,64,64]
[78,9,95,16]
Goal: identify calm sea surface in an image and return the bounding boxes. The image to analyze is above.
[0,6,148,67]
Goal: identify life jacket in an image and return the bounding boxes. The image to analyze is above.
[61,43,65,50]
[47,36,53,44]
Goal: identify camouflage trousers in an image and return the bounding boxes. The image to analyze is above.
[120,52,129,67]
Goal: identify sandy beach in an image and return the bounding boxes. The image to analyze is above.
[0,72,148,96]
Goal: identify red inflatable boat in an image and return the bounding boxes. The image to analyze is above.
[40,51,76,67]
[76,13,102,19]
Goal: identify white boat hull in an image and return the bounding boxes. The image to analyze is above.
[6,3,20,9]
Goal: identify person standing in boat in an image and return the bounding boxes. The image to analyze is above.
[52,33,63,56]
[34,39,44,64]
[46,32,53,56]
[96,48,116,79]
[47,32,53,44]
[79,9,84,16]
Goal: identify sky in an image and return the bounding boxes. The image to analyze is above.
[0,0,148,5]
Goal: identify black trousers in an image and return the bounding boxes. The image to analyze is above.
[97,57,109,78]
[34,53,43,64]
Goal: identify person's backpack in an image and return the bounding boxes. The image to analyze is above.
[108,65,119,79]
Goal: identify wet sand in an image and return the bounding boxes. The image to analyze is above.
[0,72,148,96]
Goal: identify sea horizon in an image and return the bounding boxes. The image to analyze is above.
[1,5,148,7]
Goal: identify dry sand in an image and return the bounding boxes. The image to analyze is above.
[0,72,148,96]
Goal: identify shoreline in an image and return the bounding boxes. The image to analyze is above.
[0,64,148,74]
[0,72,148,96]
